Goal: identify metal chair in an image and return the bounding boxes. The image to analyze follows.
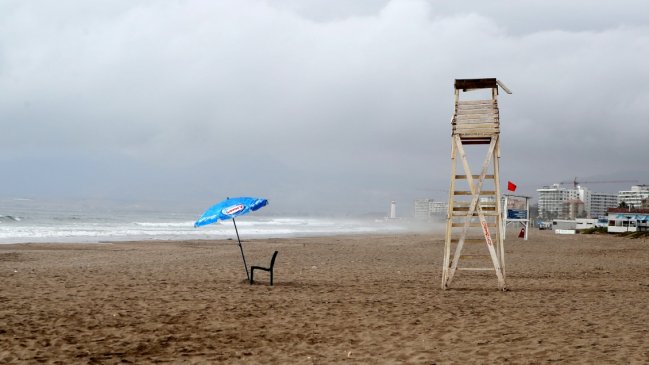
[250,251,278,285]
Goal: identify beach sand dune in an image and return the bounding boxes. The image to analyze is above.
[1,232,649,363]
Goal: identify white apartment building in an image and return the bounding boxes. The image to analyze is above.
[537,184,581,219]
[414,199,434,219]
[577,187,591,218]
[618,185,649,208]
[590,192,618,218]
[414,199,448,219]
[538,183,648,219]
[431,201,448,216]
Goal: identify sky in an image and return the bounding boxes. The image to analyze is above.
[1,0,648,216]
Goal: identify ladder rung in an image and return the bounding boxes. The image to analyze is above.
[452,202,497,207]
[456,108,497,114]
[451,222,497,228]
[457,268,494,271]
[450,239,485,244]
[453,206,496,211]
[452,206,497,211]
[452,212,500,217]
[453,191,496,196]
[455,175,495,179]
[460,254,491,259]
[455,119,498,127]
[457,100,496,106]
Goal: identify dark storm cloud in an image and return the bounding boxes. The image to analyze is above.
[1,0,648,214]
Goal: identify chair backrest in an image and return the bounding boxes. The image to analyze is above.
[269,251,279,268]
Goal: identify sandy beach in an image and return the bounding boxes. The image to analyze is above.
[1,231,649,364]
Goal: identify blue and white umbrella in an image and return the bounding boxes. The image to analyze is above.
[194,197,268,282]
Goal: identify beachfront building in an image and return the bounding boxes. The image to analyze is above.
[577,186,591,217]
[414,199,434,219]
[607,207,649,233]
[563,199,586,220]
[414,199,447,219]
[576,218,598,231]
[537,184,608,219]
[590,192,619,218]
[431,201,448,216]
[537,184,580,219]
[618,185,649,209]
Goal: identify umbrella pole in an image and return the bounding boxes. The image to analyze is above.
[232,218,250,282]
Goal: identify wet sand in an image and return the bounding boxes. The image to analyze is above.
[1,231,649,364]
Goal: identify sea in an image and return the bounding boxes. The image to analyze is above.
[0,199,424,244]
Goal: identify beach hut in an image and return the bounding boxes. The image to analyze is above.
[606,208,649,233]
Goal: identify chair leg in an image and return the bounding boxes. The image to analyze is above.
[270,270,273,286]
[250,269,254,285]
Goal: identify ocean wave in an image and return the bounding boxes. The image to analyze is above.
[0,217,415,244]
[0,215,21,222]
[134,221,195,228]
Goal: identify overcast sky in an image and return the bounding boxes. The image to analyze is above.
[1,0,648,215]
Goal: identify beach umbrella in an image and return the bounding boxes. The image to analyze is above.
[194,196,268,282]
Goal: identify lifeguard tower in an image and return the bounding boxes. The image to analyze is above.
[503,194,530,240]
[441,78,511,290]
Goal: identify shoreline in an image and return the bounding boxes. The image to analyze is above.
[2,231,648,363]
[0,229,436,247]
[0,216,438,246]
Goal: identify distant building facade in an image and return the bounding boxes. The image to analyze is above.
[577,187,591,217]
[537,184,638,219]
[563,199,585,220]
[414,199,448,219]
[607,207,649,233]
[414,199,433,219]
[590,192,618,218]
[431,201,448,216]
[537,184,580,220]
[618,185,649,208]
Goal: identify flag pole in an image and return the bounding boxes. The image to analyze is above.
[232,217,250,282]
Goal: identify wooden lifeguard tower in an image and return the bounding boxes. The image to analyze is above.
[441,78,511,290]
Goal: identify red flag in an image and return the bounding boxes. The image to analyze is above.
[518,228,525,238]
[507,181,517,192]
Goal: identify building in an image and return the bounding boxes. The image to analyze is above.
[431,201,448,216]
[538,184,623,219]
[551,219,576,234]
[607,207,649,233]
[577,186,591,217]
[563,199,585,220]
[414,199,434,219]
[414,199,448,219]
[618,185,649,208]
[590,192,618,218]
[537,184,580,219]
[576,218,597,231]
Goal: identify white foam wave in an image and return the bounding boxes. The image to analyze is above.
[0,217,412,244]
[0,215,22,222]
[134,221,195,228]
